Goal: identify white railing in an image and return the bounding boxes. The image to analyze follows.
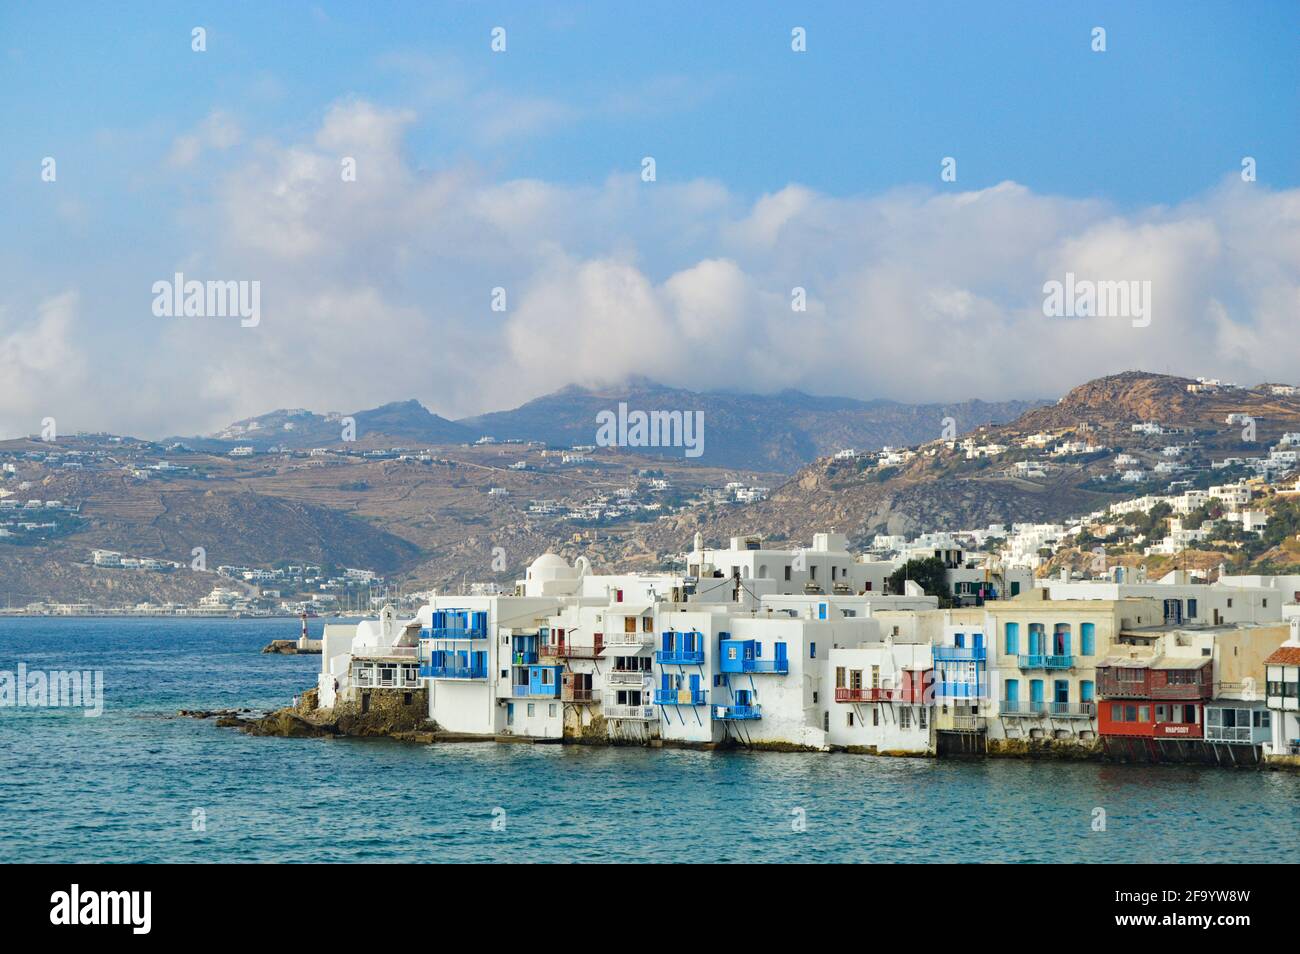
[606,670,650,686]
[354,644,418,658]
[605,632,654,648]
[603,703,656,721]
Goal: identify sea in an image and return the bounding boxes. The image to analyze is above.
[1,617,1297,863]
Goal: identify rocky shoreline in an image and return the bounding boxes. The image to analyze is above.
[181,687,1300,770]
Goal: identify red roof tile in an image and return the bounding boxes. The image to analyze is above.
[1264,646,1300,666]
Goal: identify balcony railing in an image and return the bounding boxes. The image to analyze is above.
[422,626,488,640]
[732,658,790,675]
[1095,675,1150,699]
[512,651,539,666]
[933,646,987,662]
[603,703,656,721]
[1205,725,1253,743]
[1017,654,1075,670]
[512,683,561,699]
[1150,681,1212,700]
[999,699,1047,716]
[713,704,762,721]
[655,648,706,665]
[419,663,488,680]
[354,644,418,659]
[605,632,654,648]
[1048,701,1095,718]
[606,669,650,686]
[562,687,598,703]
[835,687,896,703]
[949,714,987,732]
[544,642,604,659]
[654,688,707,705]
[354,669,420,689]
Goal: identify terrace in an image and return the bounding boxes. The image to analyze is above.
[713,704,762,721]
[834,687,896,703]
[1017,654,1075,671]
[654,688,708,706]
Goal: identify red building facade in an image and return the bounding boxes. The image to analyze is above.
[1095,657,1213,745]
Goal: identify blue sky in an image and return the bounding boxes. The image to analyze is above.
[0,1,1297,436]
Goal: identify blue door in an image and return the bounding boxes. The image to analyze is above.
[1030,680,1044,705]
[775,642,788,667]
[973,632,984,652]
[1005,679,1019,702]
[1054,680,1069,704]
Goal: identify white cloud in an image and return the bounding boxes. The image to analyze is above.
[167,110,243,168]
[0,292,87,439]
[9,99,1300,438]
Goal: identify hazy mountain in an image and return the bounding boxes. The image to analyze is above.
[173,400,474,450]
[457,380,1047,471]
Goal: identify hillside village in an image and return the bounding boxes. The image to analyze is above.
[3,371,1300,617]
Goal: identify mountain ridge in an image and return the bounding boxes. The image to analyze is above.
[179,381,1050,473]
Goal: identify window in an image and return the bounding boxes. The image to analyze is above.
[1187,599,1197,619]
[847,712,855,727]
[624,617,637,633]
[643,616,652,632]
[527,703,535,717]
[810,642,817,659]
[872,708,879,726]
[784,566,792,581]
[835,666,846,689]
[810,566,817,580]
[549,704,556,717]
[823,712,829,731]
[1081,622,1095,656]
[1004,622,1019,656]
[900,707,912,729]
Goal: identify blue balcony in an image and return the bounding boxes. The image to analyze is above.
[1017,654,1074,670]
[1000,699,1047,716]
[735,658,789,674]
[512,651,539,666]
[419,663,488,680]
[512,681,561,699]
[719,638,789,674]
[934,680,987,700]
[654,688,707,706]
[655,648,705,665]
[423,626,488,640]
[713,704,762,721]
[933,646,987,662]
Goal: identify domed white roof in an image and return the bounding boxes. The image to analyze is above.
[530,553,569,571]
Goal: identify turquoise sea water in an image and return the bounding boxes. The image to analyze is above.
[1,617,1297,863]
